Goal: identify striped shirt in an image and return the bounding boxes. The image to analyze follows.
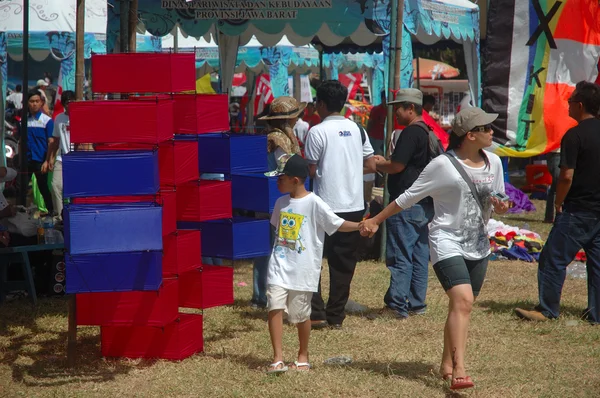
[27,111,54,162]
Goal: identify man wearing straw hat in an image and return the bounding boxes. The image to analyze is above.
[304,80,376,329]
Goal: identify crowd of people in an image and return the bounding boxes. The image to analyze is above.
[253,79,600,391]
[3,75,600,390]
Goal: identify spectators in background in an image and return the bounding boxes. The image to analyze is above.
[26,90,54,215]
[304,102,321,128]
[367,91,387,156]
[7,85,23,110]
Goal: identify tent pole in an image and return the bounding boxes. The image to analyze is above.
[75,0,85,100]
[128,0,138,52]
[119,0,129,52]
[173,27,179,53]
[68,0,85,369]
[380,0,404,262]
[318,48,324,83]
[19,0,29,207]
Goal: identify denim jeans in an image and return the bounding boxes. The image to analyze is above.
[251,225,276,306]
[537,208,600,323]
[544,152,561,222]
[385,202,434,317]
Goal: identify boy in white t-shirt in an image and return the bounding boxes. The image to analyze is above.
[264,154,361,374]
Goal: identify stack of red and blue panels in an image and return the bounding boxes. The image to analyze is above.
[62,53,224,360]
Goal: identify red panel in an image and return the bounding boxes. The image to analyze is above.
[91,53,196,93]
[101,313,203,360]
[179,266,234,309]
[70,100,174,144]
[76,279,178,326]
[172,94,229,134]
[158,190,177,236]
[163,230,202,277]
[176,181,232,222]
[71,190,176,236]
[173,140,199,185]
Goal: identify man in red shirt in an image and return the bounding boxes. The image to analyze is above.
[367,91,387,155]
[304,102,321,128]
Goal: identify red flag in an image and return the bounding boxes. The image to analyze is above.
[254,74,274,116]
[338,73,363,100]
[52,68,64,119]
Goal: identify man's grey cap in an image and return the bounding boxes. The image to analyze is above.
[452,107,499,137]
[387,88,423,106]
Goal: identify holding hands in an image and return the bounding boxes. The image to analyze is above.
[359,218,380,238]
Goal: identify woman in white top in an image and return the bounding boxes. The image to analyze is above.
[361,108,509,391]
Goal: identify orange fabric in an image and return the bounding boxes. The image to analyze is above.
[542,83,577,152]
[553,0,600,45]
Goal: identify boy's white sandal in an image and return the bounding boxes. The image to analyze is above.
[290,361,311,371]
[266,361,288,374]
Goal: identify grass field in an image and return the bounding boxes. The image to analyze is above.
[1,201,599,397]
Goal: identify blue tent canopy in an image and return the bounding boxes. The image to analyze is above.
[109,0,481,106]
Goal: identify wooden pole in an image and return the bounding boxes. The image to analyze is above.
[380,0,404,262]
[75,0,85,101]
[67,0,85,368]
[119,0,129,53]
[128,0,138,52]
[18,0,30,206]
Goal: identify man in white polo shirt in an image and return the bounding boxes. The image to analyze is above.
[304,80,376,329]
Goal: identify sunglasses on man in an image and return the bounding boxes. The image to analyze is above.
[471,124,492,133]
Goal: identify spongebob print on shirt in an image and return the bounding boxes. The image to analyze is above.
[276,211,306,254]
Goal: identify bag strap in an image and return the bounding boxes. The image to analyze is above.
[443,152,484,213]
[354,121,367,145]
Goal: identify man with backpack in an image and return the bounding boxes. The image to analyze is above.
[304,80,376,329]
[373,88,441,319]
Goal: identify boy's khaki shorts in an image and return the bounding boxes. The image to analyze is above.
[267,284,313,324]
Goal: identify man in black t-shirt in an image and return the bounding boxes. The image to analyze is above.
[373,88,435,319]
[516,81,600,324]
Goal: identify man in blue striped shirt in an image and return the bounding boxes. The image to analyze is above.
[26,90,55,215]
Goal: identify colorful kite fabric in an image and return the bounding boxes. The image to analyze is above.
[483,0,600,157]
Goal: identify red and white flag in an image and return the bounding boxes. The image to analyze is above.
[254,74,274,116]
[52,67,64,119]
[338,73,363,101]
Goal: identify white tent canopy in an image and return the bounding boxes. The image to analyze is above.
[162,30,319,75]
[0,0,107,33]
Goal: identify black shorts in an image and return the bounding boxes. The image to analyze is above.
[433,255,489,297]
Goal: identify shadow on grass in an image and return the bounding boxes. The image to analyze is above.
[0,297,136,387]
[477,299,585,317]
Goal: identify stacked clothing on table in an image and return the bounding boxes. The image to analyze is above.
[487,219,544,262]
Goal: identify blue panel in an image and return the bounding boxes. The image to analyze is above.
[64,203,163,255]
[63,150,159,197]
[229,135,268,173]
[198,133,268,174]
[180,217,271,259]
[231,174,312,213]
[231,173,277,213]
[66,251,162,293]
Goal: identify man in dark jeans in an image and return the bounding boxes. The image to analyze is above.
[373,89,435,319]
[25,90,55,215]
[304,80,376,329]
[516,81,600,324]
